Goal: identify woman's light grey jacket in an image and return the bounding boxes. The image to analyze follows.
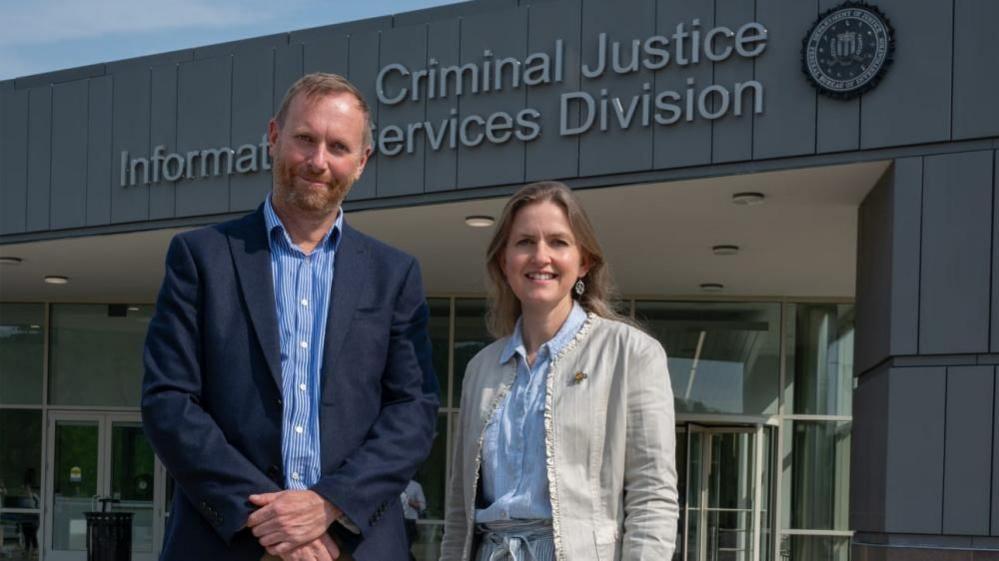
[440,314,679,561]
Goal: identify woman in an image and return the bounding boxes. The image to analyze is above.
[441,182,678,561]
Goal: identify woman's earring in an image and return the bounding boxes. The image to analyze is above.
[574,279,585,296]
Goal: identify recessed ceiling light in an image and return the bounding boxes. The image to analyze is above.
[0,257,23,265]
[465,215,495,228]
[128,306,141,312]
[44,275,69,285]
[712,244,740,256]
[732,192,765,205]
[700,283,724,292]
[29,324,41,329]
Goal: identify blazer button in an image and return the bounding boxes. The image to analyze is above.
[275,398,283,406]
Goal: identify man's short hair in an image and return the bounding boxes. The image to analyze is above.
[274,73,373,150]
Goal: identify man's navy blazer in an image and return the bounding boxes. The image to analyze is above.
[142,207,439,561]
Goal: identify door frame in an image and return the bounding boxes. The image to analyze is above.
[680,423,767,561]
[43,410,163,561]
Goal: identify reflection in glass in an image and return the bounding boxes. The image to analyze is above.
[0,303,44,405]
[783,421,851,531]
[414,415,447,520]
[111,422,155,552]
[786,304,854,416]
[781,535,850,561]
[0,411,42,509]
[52,421,99,551]
[0,512,40,561]
[452,299,491,407]
[49,304,153,406]
[427,299,451,407]
[636,302,780,415]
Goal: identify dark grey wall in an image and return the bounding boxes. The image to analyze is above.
[853,149,999,554]
[2,0,998,240]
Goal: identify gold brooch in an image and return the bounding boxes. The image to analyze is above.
[574,371,587,384]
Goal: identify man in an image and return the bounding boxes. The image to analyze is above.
[142,73,438,561]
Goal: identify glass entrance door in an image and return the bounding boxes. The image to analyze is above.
[44,412,160,561]
[678,425,772,561]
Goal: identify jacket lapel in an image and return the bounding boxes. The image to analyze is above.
[322,224,369,392]
[228,208,283,390]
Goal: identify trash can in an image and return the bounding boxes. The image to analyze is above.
[86,498,132,561]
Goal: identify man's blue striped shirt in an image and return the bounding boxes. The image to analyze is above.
[263,195,343,490]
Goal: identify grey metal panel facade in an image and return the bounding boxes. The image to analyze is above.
[942,366,994,535]
[456,7,529,189]
[111,68,151,223]
[952,0,999,141]
[995,368,999,537]
[345,31,380,201]
[888,159,920,357]
[26,86,52,232]
[884,366,945,534]
[50,80,89,230]
[376,24,428,197]
[85,77,113,226]
[711,0,756,164]
[274,44,304,116]
[849,364,888,533]
[175,56,231,217]
[288,16,392,46]
[994,152,999,354]
[524,0,581,182]
[302,34,349,76]
[230,45,275,213]
[578,0,655,176]
[859,0,952,149]
[919,151,992,355]
[0,88,27,235]
[423,19,460,193]
[653,0,712,170]
[752,0,816,160]
[148,65,178,221]
[854,168,892,374]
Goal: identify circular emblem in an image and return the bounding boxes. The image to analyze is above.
[802,2,895,99]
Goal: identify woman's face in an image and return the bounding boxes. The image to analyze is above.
[501,201,591,317]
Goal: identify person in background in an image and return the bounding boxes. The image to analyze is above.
[440,181,678,561]
[401,479,427,560]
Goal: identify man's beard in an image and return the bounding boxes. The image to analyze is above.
[272,156,353,216]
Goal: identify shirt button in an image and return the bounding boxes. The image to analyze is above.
[301,299,308,306]
[299,341,308,349]
[299,383,307,391]
[291,472,300,481]
[295,425,304,434]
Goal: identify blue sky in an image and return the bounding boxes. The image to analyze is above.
[0,0,456,81]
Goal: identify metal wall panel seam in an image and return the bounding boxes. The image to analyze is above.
[916,156,925,355]
[421,23,430,192]
[991,365,997,535]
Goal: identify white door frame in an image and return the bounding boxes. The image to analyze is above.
[43,411,163,561]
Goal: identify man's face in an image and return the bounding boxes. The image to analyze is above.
[268,92,371,219]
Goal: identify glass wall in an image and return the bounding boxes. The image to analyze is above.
[0,303,44,561]
[636,301,781,415]
[48,304,152,407]
[0,297,853,561]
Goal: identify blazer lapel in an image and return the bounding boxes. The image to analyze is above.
[228,208,283,390]
[322,224,370,392]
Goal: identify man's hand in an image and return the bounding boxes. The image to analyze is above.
[276,533,341,561]
[247,490,341,555]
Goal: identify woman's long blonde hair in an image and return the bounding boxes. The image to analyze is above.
[485,181,626,337]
